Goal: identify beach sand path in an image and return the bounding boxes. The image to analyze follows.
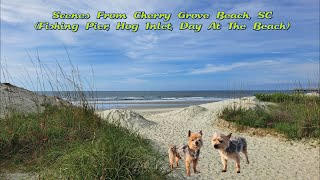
[136,97,320,180]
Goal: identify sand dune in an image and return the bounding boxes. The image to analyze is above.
[97,109,156,131]
[0,83,70,118]
[113,97,319,179]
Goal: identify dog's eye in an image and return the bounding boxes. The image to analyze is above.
[219,140,223,143]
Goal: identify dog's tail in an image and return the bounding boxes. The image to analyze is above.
[168,145,177,155]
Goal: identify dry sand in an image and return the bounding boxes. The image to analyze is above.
[97,109,156,131]
[100,96,320,179]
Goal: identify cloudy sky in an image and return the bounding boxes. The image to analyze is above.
[1,0,319,91]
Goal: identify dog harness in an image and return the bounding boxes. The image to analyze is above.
[174,145,200,160]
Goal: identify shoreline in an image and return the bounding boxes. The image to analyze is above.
[93,99,223,112]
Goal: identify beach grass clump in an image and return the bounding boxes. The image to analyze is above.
[220,106,273,128]
[220,93,320,139]
[0,105,99,162]
[255,93,320,103]
[41,123,165,179]
[0,105,166,179]
[0,51,167,179]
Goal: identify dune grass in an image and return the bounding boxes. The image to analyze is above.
[0,105,167,179]
[0,51,167,179]
[255,93,320,103]
[220,93,320,139]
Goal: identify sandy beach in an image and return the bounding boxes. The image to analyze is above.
[99,96,320,179]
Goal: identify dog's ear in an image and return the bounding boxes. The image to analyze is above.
[199,130,203,136]
[188,130,191,137]
[227,133,232,139]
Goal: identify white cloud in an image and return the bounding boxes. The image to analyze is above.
[115,77,148,84]
[191,60,279,74]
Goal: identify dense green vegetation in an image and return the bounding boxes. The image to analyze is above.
[220,93,320,139]
[255,93,320,103]
[0,105,166,179]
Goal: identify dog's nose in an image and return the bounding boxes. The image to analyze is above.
[195,141,199,145]
[214,144,219,149]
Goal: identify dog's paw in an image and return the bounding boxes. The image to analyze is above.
[237,171,241,173]
[194,170,200,174]
[222,169,227,172]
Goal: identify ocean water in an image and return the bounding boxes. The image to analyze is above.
[42,90,292,110]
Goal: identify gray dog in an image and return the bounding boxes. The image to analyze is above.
[211,133,249,173]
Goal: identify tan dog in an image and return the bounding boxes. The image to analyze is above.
[211,133,249,173]
[168,130,203,176]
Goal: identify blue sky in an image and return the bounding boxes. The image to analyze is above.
[1,0,319,91]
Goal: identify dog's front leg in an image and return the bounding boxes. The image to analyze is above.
[185,160,191,176]
[235,155,241,173]
[221,157,227,172]
[193,159,200,173]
